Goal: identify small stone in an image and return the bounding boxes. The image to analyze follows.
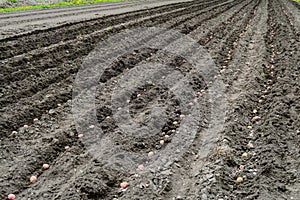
[176,195,184,200]
[249,131,254,137]
[24,125,29,129]
[159,140,165,145]
[89,125,95,129]
[239,165,245,171]
[64,146,70,150]
[247,143,254,148]
[220,69,226,73]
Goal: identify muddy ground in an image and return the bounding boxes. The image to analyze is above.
[0,0,300,199]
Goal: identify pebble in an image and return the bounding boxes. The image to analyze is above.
[239,165,245,171]
[24,125,29,129]
[247,143,254,148]
[89,125,95,129]
[249,131,254,137]
[78,134,84,138]
[64,146,70,150]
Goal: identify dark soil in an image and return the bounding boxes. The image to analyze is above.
[0,0,299,199]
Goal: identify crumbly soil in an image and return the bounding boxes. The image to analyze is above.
[0,0,299,199]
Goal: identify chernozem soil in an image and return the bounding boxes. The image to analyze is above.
[0,0,299,199]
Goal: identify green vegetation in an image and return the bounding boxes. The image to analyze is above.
[0,0,124,12]
[7,0,19,3]
[295,0,300,2]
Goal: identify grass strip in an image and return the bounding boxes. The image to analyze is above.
[0,0,125,12]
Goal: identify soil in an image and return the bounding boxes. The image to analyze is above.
[0,0,192,39]
[0,0,299,199]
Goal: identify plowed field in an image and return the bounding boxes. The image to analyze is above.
[0,0,299,199]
